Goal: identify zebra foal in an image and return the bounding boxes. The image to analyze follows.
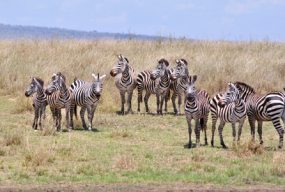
[169,59,189,115]
[235,82,285,149]
[45,72,72,132]
[137,59,171,115]
[210,83,247,149]
[110,55,137,115]
[184,75,210,148]
[70,73,106,131]
[25,77,48,130]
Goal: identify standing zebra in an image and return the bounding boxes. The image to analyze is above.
[45,72,72,132]
[137,59,171,115]
[25,77,48,130]
[70,73,106,131]
[169,59,189,115]
[185,75,210,148]
[110,55,137,115]
[235,82,285,149]
[210,83,247,149]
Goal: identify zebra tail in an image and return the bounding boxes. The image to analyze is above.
[74,104,78,120]
[200,118,205,132]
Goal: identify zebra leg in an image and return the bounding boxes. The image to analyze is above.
[203,116,209,146]
[171,92,178,115]
[57,109,62,132]
[126,90,133,114]
[164,90,169,114]
[186,116,192,148]
[237,118,245,142]
[248,116,256,142]
[80,107,88,130]
[65,106,71,132]
[194,118,200,148]
[119,90,125,115]
[87,106,96,131]
[211,114,217,147]
[69,103,74,130]
[137,86,143,114]
[177,92,183,116]
[144,92,151,113]
[231,122,237,141]
[218,121,227,149]
[271,118,284,149]
[41,106,46,130]
[156,92,161,115]
[257,121,263,145]
[33,106,39,130]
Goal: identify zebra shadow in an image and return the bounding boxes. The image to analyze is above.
[67,128,100,132]
[183,143,209,149]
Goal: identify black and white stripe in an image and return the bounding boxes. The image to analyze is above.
[45,72,72,132]
[169,59,189,115]
[110,55,137,115]
[210,83,247,148]
[137,59,171,115]
[184,75,210,148]
[70,73,106,131]
[25,77,48,130]
[235,82,285,149]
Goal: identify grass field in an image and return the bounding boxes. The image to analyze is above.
[0,39,285,191]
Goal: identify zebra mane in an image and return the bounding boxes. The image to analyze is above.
[158,58,169,67]
[34,77,44,87]
[235,82,256,94]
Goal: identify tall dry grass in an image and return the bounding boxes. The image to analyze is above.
[1,39,285,113]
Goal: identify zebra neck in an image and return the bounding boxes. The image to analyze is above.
[36,84,46,99]
[59,83,70,99]
[122,65,131,82]
[234,99,244,109]
[160,69,170,85]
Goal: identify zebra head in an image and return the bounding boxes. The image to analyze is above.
[185,75,197,100]
[150,58,169,80]
[25,77,44,97]
[110,55,129,77]
[170,59,189,80]
[91,73,106,98]
[218,83,240,108]
[45,72,66,95]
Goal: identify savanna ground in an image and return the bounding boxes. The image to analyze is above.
[0,39,285,191]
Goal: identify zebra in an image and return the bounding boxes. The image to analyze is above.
[168,59,189,115]
[25,77,48,130]
[210,83,247,149]
[184,75,210,148]
[110,54,137,115]
[70,73,106,131]
[137,58,171,115]
[45,72,72,132]
[235,82,285,149]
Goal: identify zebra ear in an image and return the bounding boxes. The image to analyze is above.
[175,60,179,64]
[118,55,122,60]
[92,73,97,79]
[192,75,197,83]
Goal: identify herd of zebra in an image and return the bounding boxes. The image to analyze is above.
[25,54,285,150]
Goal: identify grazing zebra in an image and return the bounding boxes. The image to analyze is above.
[70,73,106,131]
[110,55,137,115]
[137,58,171,115]
[25,77,48,130]
[210,83,247,149]
[235,82,285,149]
[168,59,189,115]
[45,72,72,132]
[185,75,210,148]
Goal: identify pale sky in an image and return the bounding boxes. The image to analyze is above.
[0,0,284,41]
